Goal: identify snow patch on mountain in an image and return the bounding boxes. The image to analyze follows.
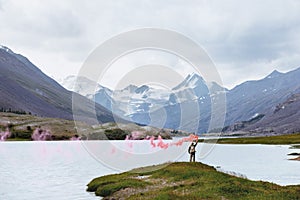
[61,75,111,97]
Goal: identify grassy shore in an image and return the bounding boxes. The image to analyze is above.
[87,162,300,199]
[0,113,172,141]
[0,113,80,140]
[211,133,300,145]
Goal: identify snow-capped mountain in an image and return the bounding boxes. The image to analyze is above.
[60,75,114,110]
[113,85,171,115]
[61,75,112,98]
[61,73,226,132]
[61,67,300,134]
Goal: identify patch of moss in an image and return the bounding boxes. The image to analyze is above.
[104,128,130,140]
[87,173,150,197]
[96,179,149,197]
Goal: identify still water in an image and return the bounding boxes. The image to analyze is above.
[0,141,299,200]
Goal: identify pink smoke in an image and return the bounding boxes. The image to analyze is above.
[125,135,134,148]
[172,134,199,146]
[111,147,116,154]
[126,131,145,140]
[124,133,199,150]
[150,134,199,149]
[156,135,169,149]
[0,128,11,141]
[70,135,81,141]
[31,128,52,141]
[150,136,156,147]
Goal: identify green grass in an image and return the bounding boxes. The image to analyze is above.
[6,137,31,141]
[87,173,150,197]
[212,133,300,145]
[87,162,300,199]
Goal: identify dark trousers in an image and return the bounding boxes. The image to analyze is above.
[190,153,195,162]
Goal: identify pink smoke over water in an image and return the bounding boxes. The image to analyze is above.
[124,133,199,150]
[125,131,146,149]
[125,135,134,148]
[31,128,52,141]
[150,134,199,149]
[109,133,199,157]
[0,128,11,141]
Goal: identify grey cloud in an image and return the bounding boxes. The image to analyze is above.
[0,0,300,88]
[19,9,83,39]
[0,0,4,10]
[42,10,84,38]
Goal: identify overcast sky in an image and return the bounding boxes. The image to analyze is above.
[0,0,300,89]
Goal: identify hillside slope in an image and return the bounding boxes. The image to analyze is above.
[226,69,300,126]
[245,93,300,134]
[0,45,115,124]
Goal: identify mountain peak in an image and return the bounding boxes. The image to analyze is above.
[135,85,150,94]
[266,70,283,79]
[0,45,13,54]
[122,84,138,92]
[172,73,204,90]
[187,72,203,81]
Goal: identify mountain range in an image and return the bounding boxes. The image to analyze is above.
[62,73,225,132]
[62,66,300,135]
[1,45,299,135]
[0,45,117,124]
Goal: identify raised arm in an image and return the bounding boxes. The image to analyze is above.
[194,138,199,147]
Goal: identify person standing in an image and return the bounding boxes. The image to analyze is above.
[188,139,198,162]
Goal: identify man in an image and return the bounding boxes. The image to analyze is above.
[188,139,198,162]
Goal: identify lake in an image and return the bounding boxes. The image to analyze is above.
[0,140,299,200]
